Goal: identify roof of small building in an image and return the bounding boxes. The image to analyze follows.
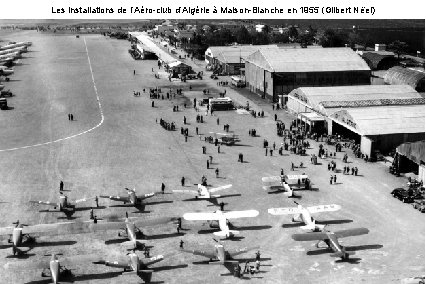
[205,45,278,58]
[384,66,425,90]
[246,47,371,73]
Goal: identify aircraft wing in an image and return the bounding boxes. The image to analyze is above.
[0,227,15,238]
[181,248,216,259]
[334,228,369,239]
[224,210,259,219]
[228,246,260,258]
[141,192,156,199]
[29,200,58,207]
[4,259,49,270]
[262,176,282,183]
[142,254,164,267]
[74,197,96,204]
[172,189,199,195]
[292,232,329,241]
[183,212,219,221]
[99,195,129,202]
[268,207,302,215]
[209,184,232,193]
[307,204,341,214]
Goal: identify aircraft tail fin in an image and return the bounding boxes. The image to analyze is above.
[213,230,239,238]
[301,220,325,231]
[137,270,153,282]
[330,250,355,259]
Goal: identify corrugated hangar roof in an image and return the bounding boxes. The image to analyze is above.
[333,105,425,135]
[289,85,422,115]
[384,66,425,92]
[246,47,371,73]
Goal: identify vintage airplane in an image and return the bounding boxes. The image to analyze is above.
[0,46,27,56]
[173,184,238,206]
[183,210,259,238]
[93,250,166,283]
[0,215,176,255]
[262,176,294,197]
[29,193,96,218]
[0,66,14,81]
[292,227,369,260]
[182,240,259,275]
[0,41,31,51]
[0,52,21,61]
[3,253,88,284]
[100,187,164,210]
[268,201,342,231]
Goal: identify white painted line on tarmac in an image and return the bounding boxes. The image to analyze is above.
[0,37,104,153]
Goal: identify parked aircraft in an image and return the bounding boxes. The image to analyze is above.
[30,193,96,218]
[0,46,27,56]
[0,215,176,255]
[0,41,32,51]
[0,66,14,81]
[0,52,21,60]
[268,201,341,231]
[99,187,161,207]
[262,176,293,197]
[291,227,369,260]
[3,253,87,284]
[93,250,165,283]
[183,210,259,238]
[173,184,238,206]
[181,240,259,275]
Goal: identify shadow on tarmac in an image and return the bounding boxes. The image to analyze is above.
[152,264,188,272]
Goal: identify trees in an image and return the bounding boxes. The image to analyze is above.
[388,40,409,59]
[235,26,252,44]
[318,29,347,47]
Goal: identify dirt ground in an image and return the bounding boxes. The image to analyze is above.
[0,30,424,284]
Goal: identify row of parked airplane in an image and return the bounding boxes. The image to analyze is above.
[1,179,370,283]
[0,41,31,99]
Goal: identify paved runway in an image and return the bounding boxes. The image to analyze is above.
[0,30,424,284]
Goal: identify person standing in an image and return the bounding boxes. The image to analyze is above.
[133,69,136,75]
[161,183,165,194]
[95,196,99,207]
[219,202,225,211]
[217,117,219,125]
[333,175,337,183]
[330,175,333,184]
[70,114,74,121]
[207,160,209,169]
[215,168,219,178]
[59,180,64,192]
[179,240,184,248]
[181,177,185,186]
[217,145,220,153]
[68,114,70,121]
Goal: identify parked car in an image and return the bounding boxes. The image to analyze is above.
[391,188,405,198]
[413,200,425,212]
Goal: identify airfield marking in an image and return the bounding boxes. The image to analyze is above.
[0,37,104,152]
